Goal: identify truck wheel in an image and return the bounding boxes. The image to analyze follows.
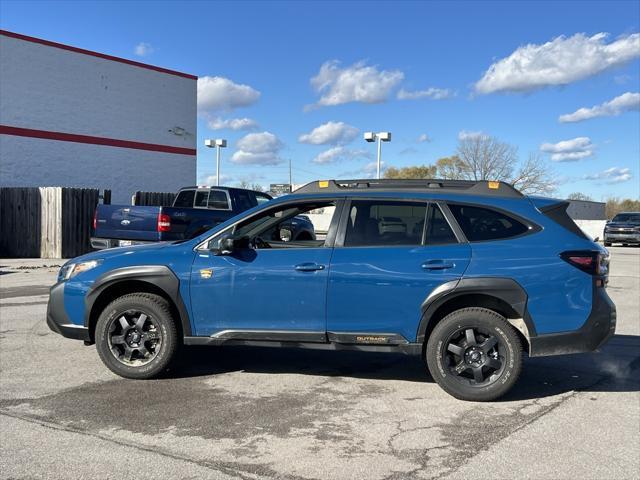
[95,293,178,379]
[426,307,522,402]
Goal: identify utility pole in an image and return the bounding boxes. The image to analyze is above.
[289,159,293,193]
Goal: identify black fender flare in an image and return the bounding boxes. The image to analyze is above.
[84,265,192,336]
[416,277,536,344]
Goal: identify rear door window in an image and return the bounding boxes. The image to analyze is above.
[448,204,528,241]
[343,200,428,247]
[234,190,255,211]
[208,190,230,210]
[173,189,195,208]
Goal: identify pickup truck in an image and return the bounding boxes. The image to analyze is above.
[91,186,315,249]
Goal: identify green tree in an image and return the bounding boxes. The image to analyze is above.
[384,164,438,179]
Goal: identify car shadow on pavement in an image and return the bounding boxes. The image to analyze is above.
[169,334,640,401]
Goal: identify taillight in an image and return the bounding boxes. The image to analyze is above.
[561,251,608,277]
[157,213,171,232]
[93,209,98,230]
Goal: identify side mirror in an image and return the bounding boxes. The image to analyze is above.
[210,235,249,255]
[211,234,235,256]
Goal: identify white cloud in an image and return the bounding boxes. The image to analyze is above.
[475,33,640,94]
[362,161,386,176]
[200,173,234,185]
[207,117,259,131]
[584,167,632,183]
[417,133,431,143]
[559,92,640,123]
[231,132,284,165]
[458,130,485,141]
[134,42,154,57]
[312,146,371,164]
[299,121,359,146]
[309,60,404,108]
[197,76,261,113]
[540,136,595,162]
[397,87,456,100]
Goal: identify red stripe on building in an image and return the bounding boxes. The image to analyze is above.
[0,125,197,156]
[0,30,197,80]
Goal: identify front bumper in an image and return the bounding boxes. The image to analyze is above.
[604,232,640,243]
[46,282,90,341]
[529,285,616,357]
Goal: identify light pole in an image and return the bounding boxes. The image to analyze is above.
[364,131,391,179]
[204,139,227,186]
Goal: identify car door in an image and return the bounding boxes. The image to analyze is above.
[189,199,342,337]
[326,199,471,343]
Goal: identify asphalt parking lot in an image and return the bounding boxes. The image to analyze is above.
[1,247,639,480]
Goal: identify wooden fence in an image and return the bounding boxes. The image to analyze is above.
[0,187,110,258]
[134,191,176,206]
[0,188,42,257]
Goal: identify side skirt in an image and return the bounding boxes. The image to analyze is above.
[183,330,421,355]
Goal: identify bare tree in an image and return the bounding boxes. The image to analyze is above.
[510,153,554,196]
[567,192,593,201]
[434,135,554,195]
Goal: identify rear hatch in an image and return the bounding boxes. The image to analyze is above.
[94,204,163,242]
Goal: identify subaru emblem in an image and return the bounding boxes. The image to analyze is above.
[120,219,131,226]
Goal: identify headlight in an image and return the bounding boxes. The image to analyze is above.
[58,260,101,281]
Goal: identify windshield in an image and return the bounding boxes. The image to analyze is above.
[612,213,640,222]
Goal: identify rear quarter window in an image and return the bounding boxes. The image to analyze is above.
[448,204,529,241]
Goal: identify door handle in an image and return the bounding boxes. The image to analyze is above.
[295,263,325,272]
[421,260,454,270]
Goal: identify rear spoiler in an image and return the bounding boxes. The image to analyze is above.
[531,198,588,240]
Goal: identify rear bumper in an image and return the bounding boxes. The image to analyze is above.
[529,286,616,357]
[90,237,155,250]
[46,282,90,342]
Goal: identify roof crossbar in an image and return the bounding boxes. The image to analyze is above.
[294,179,524,198]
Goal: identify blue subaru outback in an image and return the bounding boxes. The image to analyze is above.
[47,179,616,401]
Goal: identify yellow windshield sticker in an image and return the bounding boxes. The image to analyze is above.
[318,180,329,188]
[488,181,500,189]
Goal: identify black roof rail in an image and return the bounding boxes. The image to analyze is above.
[294,179,524,198]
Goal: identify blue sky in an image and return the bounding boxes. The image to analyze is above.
[1,0,639,199]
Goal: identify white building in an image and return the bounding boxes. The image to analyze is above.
[0,30,196,203]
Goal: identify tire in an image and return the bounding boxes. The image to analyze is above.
[604,242,611,247]
[95,293,179,379]
[426,307,522,402]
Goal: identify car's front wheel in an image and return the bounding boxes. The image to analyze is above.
[95,293,178,379]
[426,307,522,401]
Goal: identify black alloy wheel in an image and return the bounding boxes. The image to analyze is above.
[95,293,178,379]
[426,307,523,401]
[107,310,162,366]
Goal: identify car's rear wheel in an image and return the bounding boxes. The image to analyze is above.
[426,307,522,401]
[95,293,178,379]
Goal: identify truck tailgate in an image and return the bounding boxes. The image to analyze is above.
[94,205,162,241]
